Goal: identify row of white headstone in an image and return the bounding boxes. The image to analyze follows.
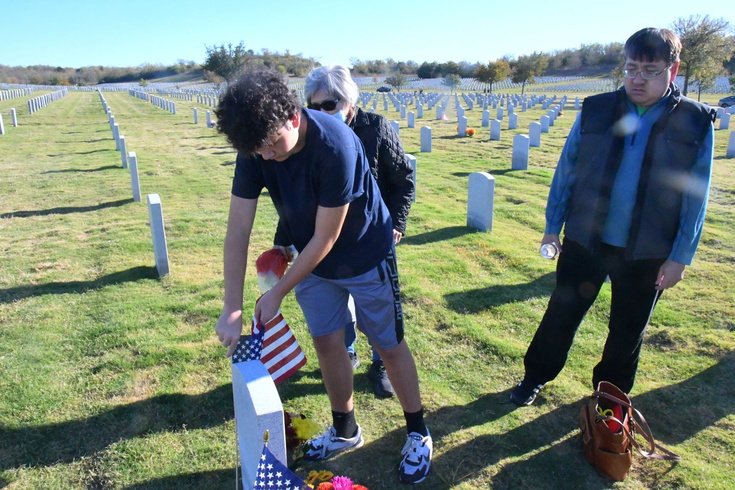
[128,89,177,114]
[0,87,33,101]
[99,90,170,277]
[27,89,68,114]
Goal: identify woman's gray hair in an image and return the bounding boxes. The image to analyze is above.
[304,65,359,106]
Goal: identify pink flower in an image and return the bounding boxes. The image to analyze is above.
[331,476,353,490]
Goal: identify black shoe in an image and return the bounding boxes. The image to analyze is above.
[367,361,395,398]
[510,380,546,406]
[348,352,360,370]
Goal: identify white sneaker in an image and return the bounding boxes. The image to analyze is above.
[302,425,364,461]
[398,431,433,484]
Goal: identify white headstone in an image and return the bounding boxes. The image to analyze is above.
[727,131,735,158]
[128,152,141,202]
[193,108,199,124]
[720,113,730,130]
[490,119,501,140]
[408,111,415,128]
[496,107,504,120]
[232,360,286,490]
[391,121,400,135]
[540,116,550,133]
[467,172,495,232]
[529,122,541,147]
[458,116,467,137]
[512,134,530,170]
[482,109,490,127]
[119,135,128,168]
[206,110,212,128]
[508,113,518,130]
[0,114,4,135]
[11,108,18,127]
[146,194,170,277]
[420,126,432,153]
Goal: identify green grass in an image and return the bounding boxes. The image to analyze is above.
[1,89,734,489]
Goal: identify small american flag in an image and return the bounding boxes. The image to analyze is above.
[253,444,307,489]
[232,311,306,385]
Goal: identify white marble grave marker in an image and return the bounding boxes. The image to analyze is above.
[529,122,541,147]
[490,119,501,140]
[119,135,128,168]
[467,172,495,232]
[512,134,529,170]
[408,111,415,128]
[233,360,286,490]
[508,113,518,130]
[458,116,467,137]
[146,194,170,277]
[128,152,141,202]
[420,126,432,153]
[193,108,198,124]
[0,114,4,135]
[11,108,18,127]
[391,121,400,135]
[540,116,550,133]
[727,131,735,158]
[720,113,730,130]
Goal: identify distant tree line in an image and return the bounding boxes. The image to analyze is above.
[3,17,733,95]
[0,60,200,86]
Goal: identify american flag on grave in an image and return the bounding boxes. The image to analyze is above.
[231,310,306,385]
[253,444,308,490]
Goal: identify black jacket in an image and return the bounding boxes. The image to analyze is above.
[349,107,414,234]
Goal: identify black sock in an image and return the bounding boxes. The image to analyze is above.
[404,408,428,437]
[332,409,358,439]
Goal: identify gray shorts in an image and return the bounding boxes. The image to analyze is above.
[294,249,404,351]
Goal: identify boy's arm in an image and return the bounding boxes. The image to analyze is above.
[255,203,349,323]
[216,195,258,357]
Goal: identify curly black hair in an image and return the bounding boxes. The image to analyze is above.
[215,67,301,155]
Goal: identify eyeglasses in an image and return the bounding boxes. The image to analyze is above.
[623,67,669,80]
[307,99,339,111]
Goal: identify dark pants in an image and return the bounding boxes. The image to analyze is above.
[523,239,664,393]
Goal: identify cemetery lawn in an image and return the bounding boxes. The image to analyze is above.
[1,89,734,490]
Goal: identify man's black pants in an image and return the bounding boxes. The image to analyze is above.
[523,239,665,393]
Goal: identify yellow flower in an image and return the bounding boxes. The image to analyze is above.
[293,417,320,441]
[318,470,334,480]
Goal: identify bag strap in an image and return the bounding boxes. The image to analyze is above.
[593,390,681,461]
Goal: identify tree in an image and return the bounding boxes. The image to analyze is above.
[510,52,549,94]
[202,42,254,84]
[473,59,510,93]
[442,74,462,93]
[672,15,734,95]
[384,74,407,91]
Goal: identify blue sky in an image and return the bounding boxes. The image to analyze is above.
[2,0,732,69]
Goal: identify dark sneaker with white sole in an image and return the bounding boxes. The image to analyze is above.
[368,361,395,398]
[510,380,546,406]
[302,425,364,461]
[398,431,433,484]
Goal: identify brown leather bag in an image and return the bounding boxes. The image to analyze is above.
[579,381,680,481]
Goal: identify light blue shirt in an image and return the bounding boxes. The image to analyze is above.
[545,95,714,265]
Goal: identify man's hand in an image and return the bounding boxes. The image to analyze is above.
[655,260,686,290]
[216,309,244,357]
[393,229,403,244]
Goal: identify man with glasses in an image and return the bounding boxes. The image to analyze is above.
[510,28,716,406]
[214,67,432,484]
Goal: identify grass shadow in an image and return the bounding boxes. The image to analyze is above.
[42,165,120,174]
[444,272,556,312]
[0,384,234,471]
[0,265,159,303]
[121,469,234,489]
[401,226,475,246]
[1,197,133,218]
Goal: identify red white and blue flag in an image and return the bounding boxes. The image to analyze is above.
[253,444,308,489]
[232,311,306,385]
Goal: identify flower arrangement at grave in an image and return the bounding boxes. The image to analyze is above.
[306,470,370,490]
[466,128,476,136]
[285,412,320,462]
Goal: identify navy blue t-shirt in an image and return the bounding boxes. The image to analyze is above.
[231,109,392,279]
